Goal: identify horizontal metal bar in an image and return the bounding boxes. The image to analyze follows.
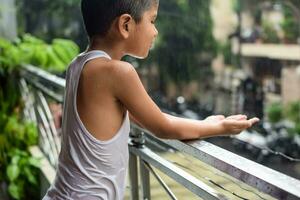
[21,64,65,89]
[129,145,227,200]
[146,132,300,200]
[24,78,63,102]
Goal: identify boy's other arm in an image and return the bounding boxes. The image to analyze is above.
[112,62,258,140]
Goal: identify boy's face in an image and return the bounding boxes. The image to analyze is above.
[127,3,158,59]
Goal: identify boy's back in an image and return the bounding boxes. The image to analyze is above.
[43,51,130,200]
[77,52,128,141]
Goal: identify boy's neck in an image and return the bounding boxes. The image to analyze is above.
[87,36,125,60]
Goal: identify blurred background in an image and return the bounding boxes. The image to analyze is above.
[0,0,300,199]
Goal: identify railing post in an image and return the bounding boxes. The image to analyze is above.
[129,128,151,200]
[140,159,151,200]
[129,152,139,200]
[129,128,143,200]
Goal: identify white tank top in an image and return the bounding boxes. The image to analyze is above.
[43,50,130,200]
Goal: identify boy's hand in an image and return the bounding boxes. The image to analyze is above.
[205,114,259,135]
[205,114,247,123]
[221,116,259,135]
[204,115,225,123]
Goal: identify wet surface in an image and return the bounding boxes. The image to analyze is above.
[206,137,300,180]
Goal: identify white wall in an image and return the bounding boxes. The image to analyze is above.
[0,0,17,40]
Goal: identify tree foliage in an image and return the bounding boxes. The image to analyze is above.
[16,0,86,48]
[281,1,300,43]
[148,0,217,85]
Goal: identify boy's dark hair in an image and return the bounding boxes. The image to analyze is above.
[81,0,158,38]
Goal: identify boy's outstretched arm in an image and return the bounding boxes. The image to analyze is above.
[112,62,259,140]
[159,113,258,139]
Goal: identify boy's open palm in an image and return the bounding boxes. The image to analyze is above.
[221,115,259,135]
[205,114,259,135]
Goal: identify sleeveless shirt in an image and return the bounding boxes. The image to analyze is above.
[42,50,130,200]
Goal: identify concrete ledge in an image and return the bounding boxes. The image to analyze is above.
[241,43,300,61]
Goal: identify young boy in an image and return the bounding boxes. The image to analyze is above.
[43,0,259,199]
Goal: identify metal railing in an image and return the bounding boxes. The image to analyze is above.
[20,64,300,200]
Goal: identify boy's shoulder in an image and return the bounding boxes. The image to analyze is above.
[83,57,138,83]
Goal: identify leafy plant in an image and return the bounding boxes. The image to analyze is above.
[6,148,40,200]
[0,38,22,73]
[4,115,38,150]
[281,6,299,43]
[0,34,58,199]
[267,101,300,136]
[261,22,280,43]
[0,34,79,73]
[219,42,238,66]
[266,103,283,123]
[0,113,39,200]
[285,101,300,123]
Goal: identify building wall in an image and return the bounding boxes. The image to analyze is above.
[0,0,17,40]
[282,66,300,105]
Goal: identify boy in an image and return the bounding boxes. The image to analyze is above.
[43,0,259,199]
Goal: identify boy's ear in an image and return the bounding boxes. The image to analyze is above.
[118,14,134,39]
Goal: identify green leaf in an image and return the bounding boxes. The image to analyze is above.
[28,157,40,168]
[8,182,21,200]
[46,46,66,72]
[0,37,12,48]
[4,115,19,134]
[33,45,49,67]
[6,164,20,182]
[25,122,38,146]
[22,34,45,45]
[24,166,37,185]
[52,43,72,64]
[9,148,28,157]
[11,155,20,165]
[18,43,35,63]
[52,38,79,59]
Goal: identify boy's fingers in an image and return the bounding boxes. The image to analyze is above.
[226,117,259,128]
[205,115,225,121]
[248,117,260,125]
[224,119,251,129]
[216,115,225,119]
[226,114,247,120]
[224,117,260,133]
[233,118,259,128]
